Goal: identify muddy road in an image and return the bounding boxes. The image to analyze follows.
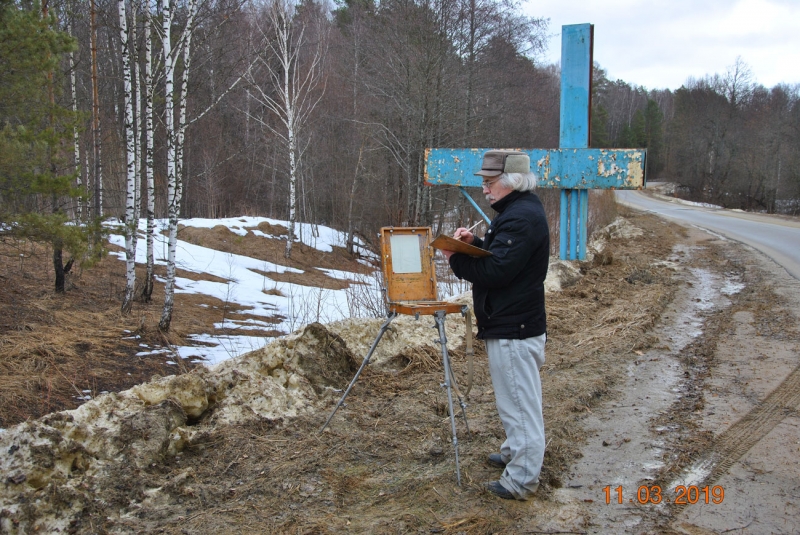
[562,219,800,534]
[583,192,800,534]
[2,206,800,534]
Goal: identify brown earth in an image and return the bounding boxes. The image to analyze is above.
[0,223,370,429]
[0,243,196,428]
[2,207,798,534]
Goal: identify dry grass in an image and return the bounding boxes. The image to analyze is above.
[249,266,351,291]
[45,207,684,534]
[0,225,374,429]
[177,222,374,275]
[2,207,686,533]
[539,189,618,256]
[0,243,203,427]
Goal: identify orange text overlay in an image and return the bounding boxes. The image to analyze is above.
[602,485,725,505]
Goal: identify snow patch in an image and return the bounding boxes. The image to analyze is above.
[545,260,582,293]
[604,216,645,241]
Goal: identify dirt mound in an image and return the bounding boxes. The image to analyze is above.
[544,259,582,292]
[328,310,471,371]
[0,321,360,533]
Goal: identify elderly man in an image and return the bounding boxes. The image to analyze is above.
[440,150,549,500]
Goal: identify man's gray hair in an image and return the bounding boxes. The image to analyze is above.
[498,172,538,192]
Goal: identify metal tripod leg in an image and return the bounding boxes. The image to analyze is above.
[433,310,469,486]
[434,312,471,437]
[320,312,398,433]
[448,366,472,439]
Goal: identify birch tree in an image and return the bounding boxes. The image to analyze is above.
[119,0,138,314]
[152,0,249,327]
[175,2,196,210]
[248,0,328,259]
[159,0,199,331]
[142,6,156,301]
[90,0,103,222]
[131,3,142,239]
[67,15,82,221]
[158,0,179,331]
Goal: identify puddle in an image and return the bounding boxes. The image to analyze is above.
[554,245,742,533]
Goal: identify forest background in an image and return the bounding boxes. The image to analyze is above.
[2,0,799,320]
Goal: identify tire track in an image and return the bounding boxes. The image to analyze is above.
[639,237,800,534]
[704,360,800,483]
[660,358,800,533]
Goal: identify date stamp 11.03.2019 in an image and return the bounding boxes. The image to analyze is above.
[602,485,725,505]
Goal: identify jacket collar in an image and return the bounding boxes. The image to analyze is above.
[491,190,528,214]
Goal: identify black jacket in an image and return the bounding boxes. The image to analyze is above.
[449,190,549,340]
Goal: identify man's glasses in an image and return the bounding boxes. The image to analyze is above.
[482,177,500,189]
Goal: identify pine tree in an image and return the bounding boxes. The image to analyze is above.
[590,104,611,148]
[0,0,98,292]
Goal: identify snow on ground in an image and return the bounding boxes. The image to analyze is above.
[105,215,601,368]
[106,217,378,367]
[0,322,360,532]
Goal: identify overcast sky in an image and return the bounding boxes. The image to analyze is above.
[525,0,800,91]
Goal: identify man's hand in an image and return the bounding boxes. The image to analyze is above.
[441,249,455,260]
[453,227,475,244]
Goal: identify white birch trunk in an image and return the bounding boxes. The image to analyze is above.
[130,3,141,302]
[159,0,178,331]
[120,0,137,315]
[279,4,297,259]
[90,0,103,220]
[159,0,198,331]
[83,151,89,217]
[68,17,81,221]
[143,7,155,301]
[247,0,327,259]
[175,0,198,208]
[132,6,141,227]
[285,61,297,258]
[95,124,103,218]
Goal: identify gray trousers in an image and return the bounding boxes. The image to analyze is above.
[486,334,546,500]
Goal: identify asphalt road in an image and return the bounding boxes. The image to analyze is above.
[616,189,800,281]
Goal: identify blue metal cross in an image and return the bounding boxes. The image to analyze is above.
[424,24,646,260]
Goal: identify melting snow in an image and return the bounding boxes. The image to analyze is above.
[105,217,378,364]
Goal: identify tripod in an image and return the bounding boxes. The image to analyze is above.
[320,307,471,485]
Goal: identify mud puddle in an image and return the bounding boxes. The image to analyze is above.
[667,239,800,535]
[554,244,742,534]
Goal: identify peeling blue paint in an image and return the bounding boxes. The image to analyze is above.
[424,148,646,190]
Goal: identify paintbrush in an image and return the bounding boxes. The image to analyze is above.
[456,221,481,241]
